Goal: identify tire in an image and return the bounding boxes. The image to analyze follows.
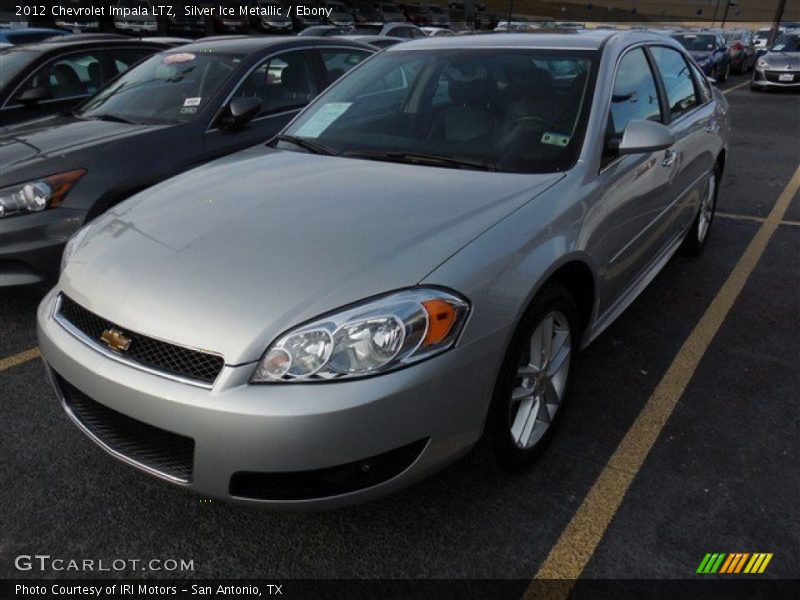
[680,164,720,256]
[488,282,581,470]
[720,62,730,82]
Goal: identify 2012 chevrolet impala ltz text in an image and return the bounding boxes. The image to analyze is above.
[37,30,729,508]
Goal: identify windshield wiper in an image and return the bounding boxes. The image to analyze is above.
[342,150,496,172]
[272,134,337,156]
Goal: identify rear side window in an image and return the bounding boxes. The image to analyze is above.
[688,61,712,104]
[650,46,698,121]
[17,51,104,100]
[605,47,662,159]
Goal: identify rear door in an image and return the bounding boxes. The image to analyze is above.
[204,48,322,160]
[649,45,715,239]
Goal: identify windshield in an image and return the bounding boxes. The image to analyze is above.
[672,34,716,52]
[722,31,742,42]
[76,51,242,125]
[281,49,597,174]
[755,29,777,41]
[0,47,40,89]
[771,34,800,52]
[381,4,401,13]
[427,6,445,14]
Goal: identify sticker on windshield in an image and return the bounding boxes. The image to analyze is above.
[164,53,196,65]
[183,97,202,107]
[294,103,352,138]
[541,132,570,147]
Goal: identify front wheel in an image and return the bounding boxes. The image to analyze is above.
[489,283,580,470]
[680,166,719,256]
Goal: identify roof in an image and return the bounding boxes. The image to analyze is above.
[176,35,374,54]
[387,30,618,51]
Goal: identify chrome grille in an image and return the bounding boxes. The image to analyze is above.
[55,372,194,483]
[58,295,224,385]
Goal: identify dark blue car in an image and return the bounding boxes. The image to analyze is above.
[671,31,732,82]
[0,28,68,45]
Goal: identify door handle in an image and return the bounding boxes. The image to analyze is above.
[705,121,718,133]
[662,149,677,168]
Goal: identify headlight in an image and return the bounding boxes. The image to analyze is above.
[757,58,770,69]
[60,223,93,275]
[251,288,470,383]
[0,170,86,219]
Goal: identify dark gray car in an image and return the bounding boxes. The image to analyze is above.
[0,37,374,286]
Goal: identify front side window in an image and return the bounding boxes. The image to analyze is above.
[604,48,661,164]
[650,46,698,121]
[110,48,157,75]
[77,50,242,124]
[281,48,598,174]
[320,48,371,84]
[234,50,318,117]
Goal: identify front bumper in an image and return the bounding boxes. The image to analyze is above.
[37,289,506,508]
[752,68,800,88]
[0,207,85,287]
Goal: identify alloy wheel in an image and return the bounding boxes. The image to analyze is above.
[509,311,571,450]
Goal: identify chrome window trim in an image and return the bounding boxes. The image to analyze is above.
[51,294,221,390]
[43,362,192,485]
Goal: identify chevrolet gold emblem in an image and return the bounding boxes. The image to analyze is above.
[100,328,131,352]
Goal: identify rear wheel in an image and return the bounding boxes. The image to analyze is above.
[680,165,719,256]
[489,283,580,470]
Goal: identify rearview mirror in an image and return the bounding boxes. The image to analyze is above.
[16,86,52,104]
[618,120,675,155]
[222,97,261,130]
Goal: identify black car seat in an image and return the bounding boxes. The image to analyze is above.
[52,63,85,97]
[278,62,312,109]
[87,62,104,90]
[433,72,497,142]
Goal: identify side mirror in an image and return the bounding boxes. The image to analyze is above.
[618,120,675,155]
[16,86,52,104]
[222,97,261,130]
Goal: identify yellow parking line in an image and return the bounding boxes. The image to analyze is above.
[716,212,800,227]
[0,347,41,372]
[722,80,750,95]
[525,165,800,592]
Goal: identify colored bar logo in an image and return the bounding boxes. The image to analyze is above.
[697,553,773,574]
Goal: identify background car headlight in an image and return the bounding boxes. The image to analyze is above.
[757,58,770,69]
[0,170,86,219]
[251,288,470,383]
[60,223,93,274]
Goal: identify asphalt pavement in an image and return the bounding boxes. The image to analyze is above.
[1,74,798,584]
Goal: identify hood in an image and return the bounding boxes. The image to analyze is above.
[762,51,800,69]
[0,115,163,173]
[62,147,563,364]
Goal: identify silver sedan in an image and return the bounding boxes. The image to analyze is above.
[38,31,729,508]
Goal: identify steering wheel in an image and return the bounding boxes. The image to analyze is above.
[506,115,561,132]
